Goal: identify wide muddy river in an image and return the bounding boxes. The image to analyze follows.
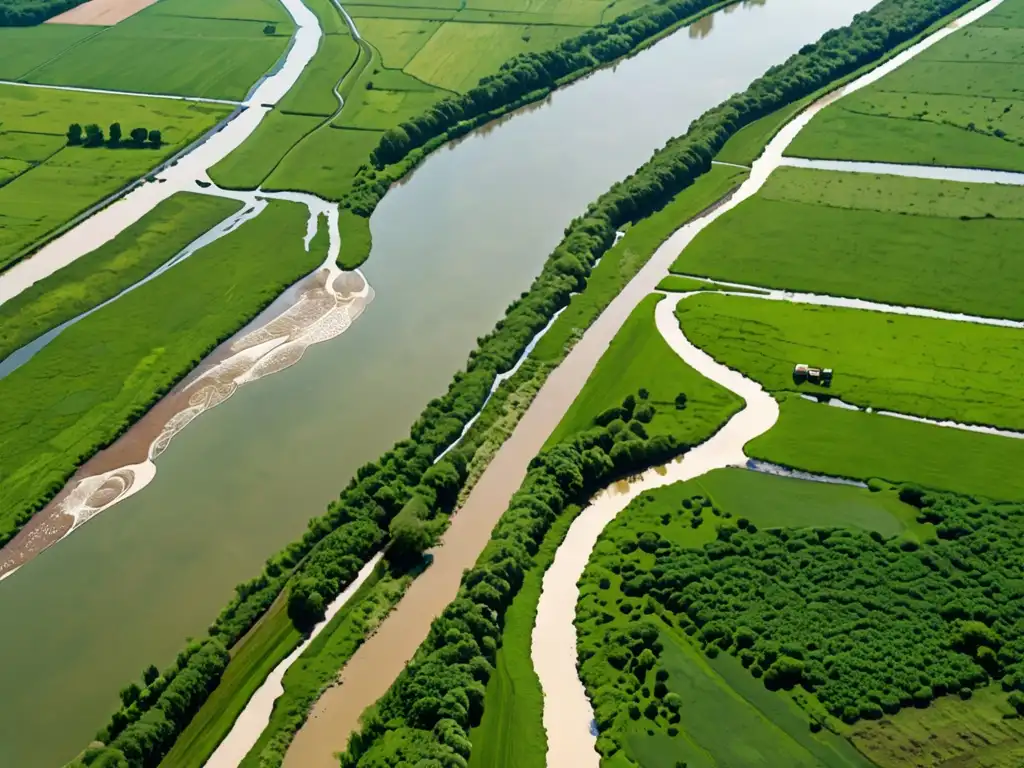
[0,0,873,763]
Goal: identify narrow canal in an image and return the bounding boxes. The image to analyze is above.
[0,0,873,763]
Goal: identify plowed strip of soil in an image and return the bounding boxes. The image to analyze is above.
[47,0,159,26]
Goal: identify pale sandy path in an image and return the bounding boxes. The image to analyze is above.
[779,157,1024,186]
[0,78,244,105]
[533,294,778,767]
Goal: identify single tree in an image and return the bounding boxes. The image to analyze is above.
[83,123,104,147]
[119,682,141,707]
[108,122,122,146]
[263,23,276,34]
[387,512,430,569]
[147,129,162,147]
[130,127,148,147]
[142,664,159,686]
[66,122,83,145]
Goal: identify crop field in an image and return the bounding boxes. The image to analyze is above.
[0,193,241,363]
[848,685,1024,768]
[678,293,1024,430]
[0,201,324,544]
[674,168,1024,320]
[149,0,289,22]
[575,472,915,767]
[209,112,323,189]
[546,294,742,447]
[354,18,442,68]
[747,395,1024,501]
[788,16,1024,170]
[22,9,293,100]
[404,22,578,92]
[532,165,748,361]
[463,0,633,26]
[0,84,229,271]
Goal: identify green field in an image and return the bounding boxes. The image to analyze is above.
[0,192,241,363]
[354,18,442,68]
[545,294,742,447]
[158,597,302,768]
[0,84,230,271]
[576,470,916,767]
[0,201,324,545]
[0,26,101,80]
[208,112,324,189]
[278,32,361,117]
[748,395,1024,501]
[263,125,384,198]
[788,15,1024,170]
[675,168,1024,319]
[150,0,289,22]
[678,293,1024,430]
[21,4,293,100]
[849,685,1024,768]
[532,165,748,361]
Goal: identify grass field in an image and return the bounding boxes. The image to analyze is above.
[747,395,1024,501]
[237,566,409,767]
[263,125,384,199]
[788,15,1024,171]
[467,508,579,768]
[545,294,742,447]
[576,470,916,767]
[22,8,293,100]
[0,201,324,545]
[0,193,241,364]
[532,165,748,361]
[0,84,230,271]
[849,685,1024,768]
[678,293,1024,430]
[158,597,302,768]
[674,168,1024,320]
[656,274,765,294]
[278,32,361,117]
[0,25,101,80]
[149,0,289,22]
[354,18,442,68]
[208,112,324,189]
[404,22,578,92]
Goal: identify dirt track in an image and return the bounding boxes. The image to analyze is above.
[47,0,159,26]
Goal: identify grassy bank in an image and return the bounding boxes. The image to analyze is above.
[747,395,1024,501]
[546,295,742,447]
[0,193,242,363]
[673,168,1024,319]
[678,292,1024,430]
[0,201,324,547]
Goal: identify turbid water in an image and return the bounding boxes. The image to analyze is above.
[0,0,875,764]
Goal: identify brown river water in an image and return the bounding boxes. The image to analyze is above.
[0,0,873,764]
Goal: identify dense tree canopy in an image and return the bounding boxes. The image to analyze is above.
[0,0,87,25]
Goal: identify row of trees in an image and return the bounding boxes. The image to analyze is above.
[67,123,162,149]
[64,0,980,762]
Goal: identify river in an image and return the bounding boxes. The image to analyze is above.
[0,0,874,764]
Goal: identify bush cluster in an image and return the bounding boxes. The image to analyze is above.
[628,489,1024,724]
[66,123,162,149]
[340,400,690,766]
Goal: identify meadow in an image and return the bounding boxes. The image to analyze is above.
[277,32,361,117]
[677,292,1024,430]
[532,165,748,361]
[787,15,1024,170]
[545,295,742,447]
[21,0,294,100]
[0,25,100,79]
[0,201,324,546]
[747,395,1024,501]
[0,84,230,271]
[575,469,919,767]
[0,192,241,363]
[674,168,1024,320]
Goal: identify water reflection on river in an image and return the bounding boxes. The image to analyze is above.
[0,0,874,763]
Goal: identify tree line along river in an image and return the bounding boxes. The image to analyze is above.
[0,0,874,763]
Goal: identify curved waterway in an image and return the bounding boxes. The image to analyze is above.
[0,0,877,765]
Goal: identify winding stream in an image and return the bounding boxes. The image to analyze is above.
[0,0,888,764]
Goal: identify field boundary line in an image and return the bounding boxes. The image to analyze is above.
[0,78,245,106]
